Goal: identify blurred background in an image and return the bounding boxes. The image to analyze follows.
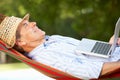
[0,0,120,79]
[0,0,120,80]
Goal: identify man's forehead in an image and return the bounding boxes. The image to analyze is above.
[21,20,28,24]
[17,20,25,31]
[17,20,29,34]
[18,20,28,27]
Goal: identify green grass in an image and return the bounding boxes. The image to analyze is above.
[0,62,30,71]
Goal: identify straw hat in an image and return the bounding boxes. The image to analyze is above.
[0,14,29,48]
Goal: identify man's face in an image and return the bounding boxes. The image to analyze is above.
[17,20,45,43]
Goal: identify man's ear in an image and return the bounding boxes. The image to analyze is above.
[16,39,26,46]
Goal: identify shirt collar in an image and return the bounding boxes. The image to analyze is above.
[45,35,49,41]
[28,35,50,57]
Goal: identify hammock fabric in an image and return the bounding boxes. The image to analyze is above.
[0,40,120,80]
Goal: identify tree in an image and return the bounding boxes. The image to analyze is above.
[19,0,120,41]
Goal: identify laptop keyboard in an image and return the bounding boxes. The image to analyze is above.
[91,42,112,55]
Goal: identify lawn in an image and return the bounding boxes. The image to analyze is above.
[0,62,30,71]
[0,63,55,80]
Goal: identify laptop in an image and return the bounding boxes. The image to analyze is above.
[76,17,120,58]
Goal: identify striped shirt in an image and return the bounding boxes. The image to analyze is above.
[28,35,120,79]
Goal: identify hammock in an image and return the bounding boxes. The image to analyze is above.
[0,40,120,80]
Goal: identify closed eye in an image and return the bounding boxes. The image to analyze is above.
[22,22,29,29]
[23,23,28,27]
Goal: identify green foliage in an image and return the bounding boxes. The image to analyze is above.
[1,0,120,40]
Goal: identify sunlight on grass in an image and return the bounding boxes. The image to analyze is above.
[0,63,30,71]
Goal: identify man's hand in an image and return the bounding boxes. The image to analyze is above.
[117,38,120,45]
[109,35,120,45]
[100,61,120,76]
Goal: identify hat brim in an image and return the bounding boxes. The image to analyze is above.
[23,13,29,20]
